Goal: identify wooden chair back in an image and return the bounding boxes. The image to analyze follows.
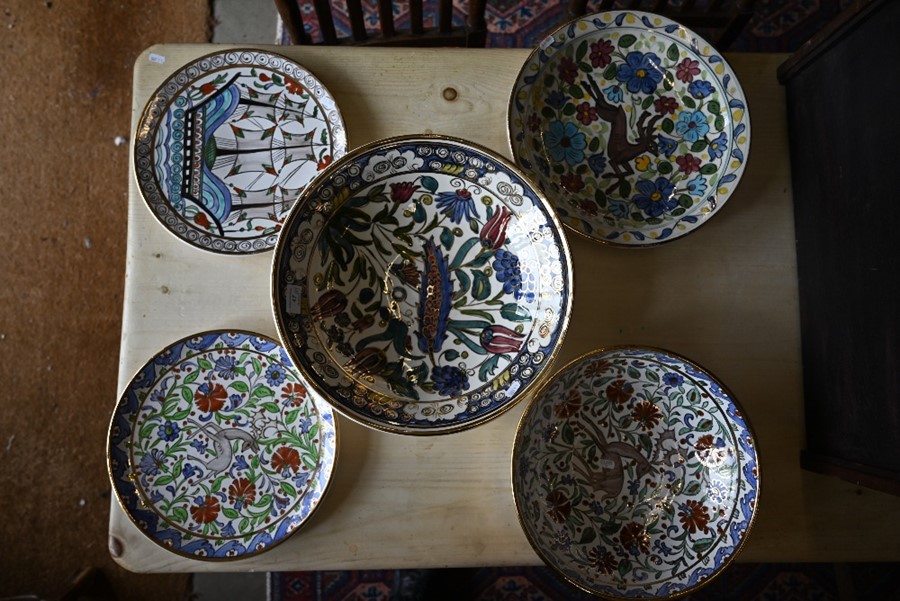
[275,0,488,47]
[568,0,757,50]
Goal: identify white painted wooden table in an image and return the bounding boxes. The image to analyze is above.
[109,45,900,572]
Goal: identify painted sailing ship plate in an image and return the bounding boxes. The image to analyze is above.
[513,347,759,598]
[272,135,573,435]
[107,330,338,560]
[134,49,347,254]
[508,11,750,246]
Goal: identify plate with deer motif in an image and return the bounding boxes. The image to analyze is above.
[134,49,347,254]
[107,330,338,560]
[512,347,760,599]
[272,134,573,435]
[508,11,750,246]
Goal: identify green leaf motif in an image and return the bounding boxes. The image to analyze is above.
[619,34,637,48]
[657,161,673,175]
[172,506,189,523]
[579,527,597,544]
[181,387,192,404]
[691,139,708,153]
[693,537,714,553]
[197,357,213,371]
[575,39,588,63]
[211,475,227,494]
[682,95,697,109]
[252,385,275,399]
[280,481,297,498]
[707,101,721,115]
[155,475,174,486]
[262,402,280,413]
[666,42,679,62]
[602,64,617,81]
[184,370,199,385]
[420,175,439,193]
[661,119,674,134]
[700,164,718,175]
[472,271,491,301]
[231,380,249,393]
[222,507,239,519]
[440,227,454,251]
[500,303,531,322]
[588,136,601,152]
[715,114,726,131]
[627,365,641,380]
[251,357,262,376]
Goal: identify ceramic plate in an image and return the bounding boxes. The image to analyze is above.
[134,49,347,254]
[272,135,573,435]
[508,11,750,246]
[513,347,759,599]
[107,330,337,560]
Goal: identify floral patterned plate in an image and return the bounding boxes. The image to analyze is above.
[508,11,750,246]
[513,347,759,598]
[107,330,338,560]
[272,135,573,435]
[134,49,347,254]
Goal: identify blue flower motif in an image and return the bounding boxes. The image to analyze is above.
[150,388,166,404]
[191,439,207,454]
[674,110,710,143]
[663,372,684,387]
[603,85,624,103]
[589,500,605,516]
[431,365,469,396]
[634,177,677,218]
[628,478,640,495]
[228,393,243,411]
[435,188,477,224]
[221,522,236,537]
[265,364,286,387]
[214,356,239,380]
[183,463,196,478]
[616,51,664,94]
[587,153,607,176]
[234,455,250,471]
[608,200,629,219]
[688,80,714,99]
[657,135,677,158]
[708,132,728,159]
[139,449,166,476]
[687,175,708,197]
[157,421,180,442]
[298,417,313,435]
[545,121,586,166]
[545,90,567,110]
[492,249,534,302]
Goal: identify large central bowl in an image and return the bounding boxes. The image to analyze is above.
[271,135,573,435]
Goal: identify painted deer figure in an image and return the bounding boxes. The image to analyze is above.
[581,73,663,193]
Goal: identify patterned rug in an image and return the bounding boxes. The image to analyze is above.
[277,0,854,50]
[269,563,900,600]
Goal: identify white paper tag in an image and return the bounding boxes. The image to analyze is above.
[148,53,166,64]
[285,285,304,315]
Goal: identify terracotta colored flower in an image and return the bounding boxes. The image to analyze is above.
[560,172,584,193]
[606,379,634,405]
[193,212,212,230]
[317,155,333,171]
[695,434,715,453]
[679,500,711,533]
[676,153,701,175]
[198,82,217,95]
[285,77,305,95]
[589,39,614,68]
[584,359,611,377]
[259,73,271,82]
[557,56,579,85]
[654,96,678,115]
[271,446,301,477]
[554,389,582,418]
[190,495,220,524]
[390,181,420,203]
[578,199,598,217]
[281,382,307,407]
[619,521,650,556]
[195,383,227,413]
[588,546,618,575]
[545,490,571,524]
[479,206,512,250]
[228,478,257,510]
[631,401,662,431]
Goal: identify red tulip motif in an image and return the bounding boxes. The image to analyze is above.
[479,324,524,354]
[479,206,512,250]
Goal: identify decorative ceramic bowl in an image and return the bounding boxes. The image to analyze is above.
[272,135,573,435]
[107,330,338,560]
[508,11,750,246]
[512,347,759,599]
[134,49,347,254]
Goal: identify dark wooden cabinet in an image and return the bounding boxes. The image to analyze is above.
[778,0,900,495]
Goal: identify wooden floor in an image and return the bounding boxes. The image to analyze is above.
[0,2,208,599]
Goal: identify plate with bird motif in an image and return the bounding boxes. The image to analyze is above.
[271,134,573,435]
[508,11,750,246]
[107,330,338,560]
[134,49,347,254]
[512,347,760,599]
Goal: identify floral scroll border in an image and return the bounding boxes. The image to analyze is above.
[133,49,348,255]
[272,135,574,435]
[107,330,338,561]
[508,11,750,246]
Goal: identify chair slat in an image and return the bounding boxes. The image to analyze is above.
[312,0,338,45]
[410,0,424,35]
[346,0,369,42]
[377,0,396,37]
[439,0,453,34]
[274,0,310,44]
